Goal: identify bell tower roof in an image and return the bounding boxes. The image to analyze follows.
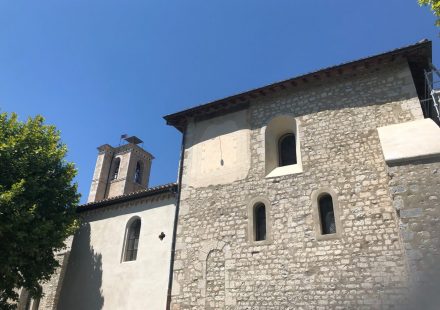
[124,136,143,145]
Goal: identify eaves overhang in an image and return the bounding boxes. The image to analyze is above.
[163,39,432,132]
[77,183,177,213]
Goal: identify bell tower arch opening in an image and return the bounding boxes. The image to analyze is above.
[87,136,154,203]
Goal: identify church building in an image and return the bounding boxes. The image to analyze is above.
[22,39,440,309]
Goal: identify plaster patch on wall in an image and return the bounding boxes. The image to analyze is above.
[185,110,251,188]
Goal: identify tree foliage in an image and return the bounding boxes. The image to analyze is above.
[419,0,440,26]
[0,113,80,309]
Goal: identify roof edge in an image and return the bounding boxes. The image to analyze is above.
[77,183,177,213]
[164,39,432,131]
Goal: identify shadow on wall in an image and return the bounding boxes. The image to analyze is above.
[389,160,440,309]
[402,232,440,310]
[57,223,104,310]
[403,245,440,310]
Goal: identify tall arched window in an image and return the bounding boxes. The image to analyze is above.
[278,133,297,166]
[124,218,141,261]
[134,161,142,184]
[318,194,336,235]
[111,158,121,180]
[254,203,266,241]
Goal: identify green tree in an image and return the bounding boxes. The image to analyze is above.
[419,0,440,26]
[0,113,80,309]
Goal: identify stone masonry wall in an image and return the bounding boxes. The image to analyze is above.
[388,159,440,309]
[206,249,226,309]
[171,61,424,309]
[38,236,73,310]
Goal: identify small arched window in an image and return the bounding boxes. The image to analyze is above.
[111,158,121,180]
[134,162,142,184]
[318,194,336,235]
[124,218,141,261]
[278,133,297,167]
[254,203,266,241]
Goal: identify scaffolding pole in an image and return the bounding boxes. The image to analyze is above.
[423,65,440,124]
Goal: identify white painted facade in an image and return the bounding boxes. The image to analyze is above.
[57,193,176,310]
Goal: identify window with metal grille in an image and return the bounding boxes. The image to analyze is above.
[134,162,142,184]
[254,203,266,241]
[278,133,297,166]
[319,194,336,235]
[111,158,121,180]
[124,218,141,261]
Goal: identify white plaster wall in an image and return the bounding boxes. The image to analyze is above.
[58,196,176,310]
[184,110,251,188]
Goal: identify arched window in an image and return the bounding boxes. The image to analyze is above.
[278,133,297,166]
[124,218,141,261]
[134,161,142,184]
[254,203,266,241]
[265,115,302,177]
[111,158,121,180]
[318,194,336,235]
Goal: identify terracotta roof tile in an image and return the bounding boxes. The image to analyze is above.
[77,183,177,212]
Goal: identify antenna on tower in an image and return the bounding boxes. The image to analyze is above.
[119,134,128,146]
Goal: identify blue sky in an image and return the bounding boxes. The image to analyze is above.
[0,1,438,203]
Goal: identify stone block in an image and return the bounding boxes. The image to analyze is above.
[400,208,422,219]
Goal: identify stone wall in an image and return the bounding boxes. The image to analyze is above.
[388,159,440,309]
[38,237,73,310]
[171,61,425,309]
[16,237,73,310]
[206,249,226,309]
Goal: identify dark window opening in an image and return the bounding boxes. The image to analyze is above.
[124,219,141,261]
[134,162,142,184]
[254,204,266,241]
[112,158,121,180]
[319,194,336,235]
[278,133,297,166]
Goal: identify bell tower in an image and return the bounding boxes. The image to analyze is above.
[87,136,154,203]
